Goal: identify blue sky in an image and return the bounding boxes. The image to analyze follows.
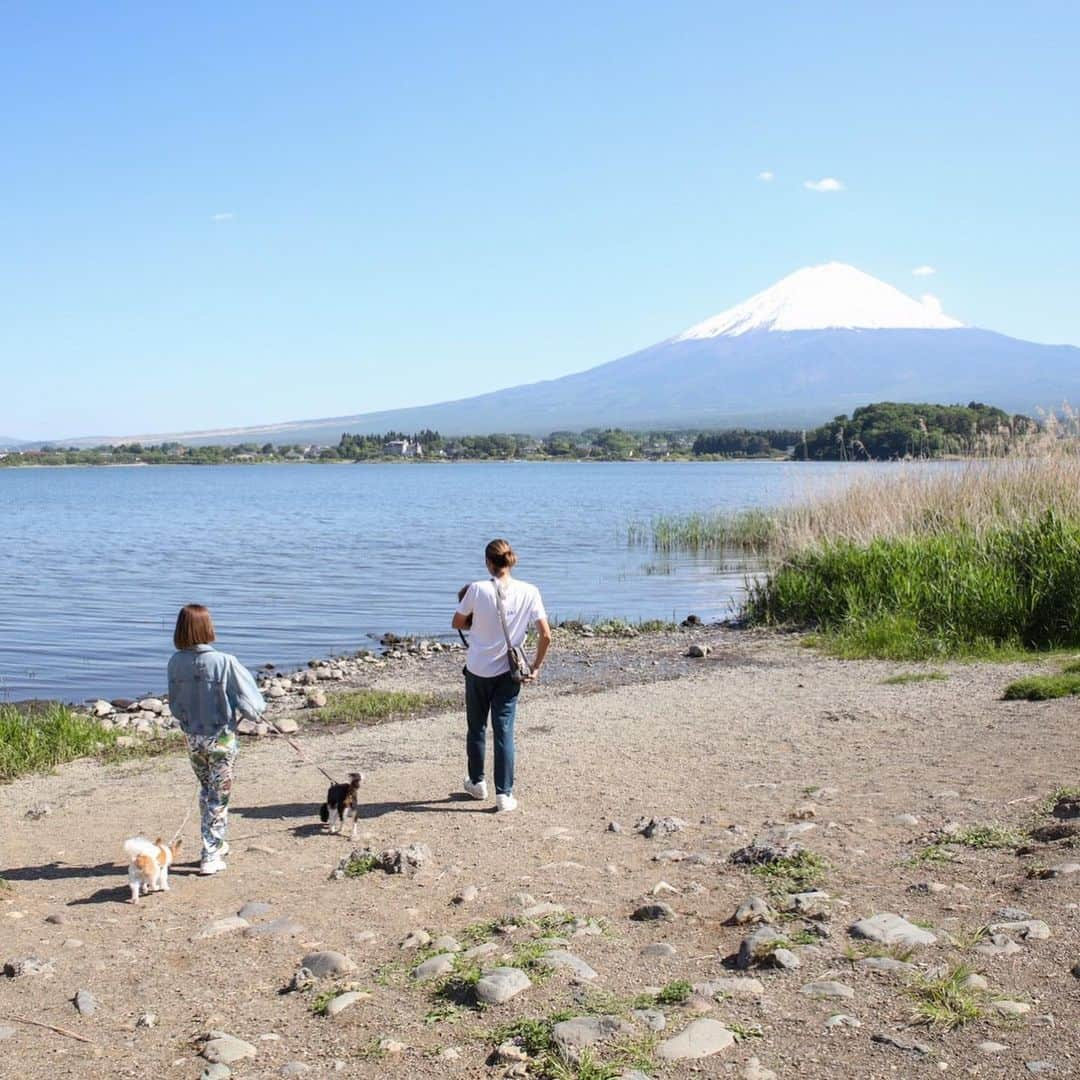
[2,2,1077,440]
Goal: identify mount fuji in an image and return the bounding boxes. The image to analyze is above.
[65,263,1080,445]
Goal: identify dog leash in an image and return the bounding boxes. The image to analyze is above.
[262,714,339,786]
[170,793,198,847]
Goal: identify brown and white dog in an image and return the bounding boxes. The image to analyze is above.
[124,836,181,904]
[319,773,364,839]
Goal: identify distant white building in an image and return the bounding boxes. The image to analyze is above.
[384,439,423,458]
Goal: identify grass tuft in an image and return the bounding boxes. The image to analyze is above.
[341,852,381,877]
[0,703,119,781]
[881,670,948,685]
[749,850,828,895]
[315,689,454,725]
[908,965,987,1030]
[1003,673,1080,700]
[949,823,1025,849]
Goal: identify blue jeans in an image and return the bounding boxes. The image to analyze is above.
[465,669,520,796]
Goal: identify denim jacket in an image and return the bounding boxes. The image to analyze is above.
[167,644,266,738]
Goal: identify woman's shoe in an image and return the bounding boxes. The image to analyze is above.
[199,856,227,876]
[463,778,488,800]
[495,793,518,813]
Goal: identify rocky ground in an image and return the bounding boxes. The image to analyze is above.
[1,626,1079,1079]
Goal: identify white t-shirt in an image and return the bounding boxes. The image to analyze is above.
[456,576,547,678]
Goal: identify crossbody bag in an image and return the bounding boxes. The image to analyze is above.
[494,579,533,682]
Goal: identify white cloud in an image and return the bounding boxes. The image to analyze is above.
[758,170,775,182]
[211,212,235,222]
[920,293,945,315]
[911,265,936,276]
[803,177,845,192]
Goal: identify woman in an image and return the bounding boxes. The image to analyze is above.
[452,539,551,812]
[167,604,265,875]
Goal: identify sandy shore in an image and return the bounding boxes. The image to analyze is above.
[1,627,1078,1079]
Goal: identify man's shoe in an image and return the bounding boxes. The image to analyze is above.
[199,856,227,876]
[463,777,488,801]
[495,793,518,813]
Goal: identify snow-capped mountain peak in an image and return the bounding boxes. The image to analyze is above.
[673,262,964,340]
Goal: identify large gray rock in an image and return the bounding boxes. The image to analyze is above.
[300,950,356,978]
[475,967,531,1005]
[656,1018,736,1060]
[631,902,676,922]
[732,896,773,925]
[694,977,765,998]
[737,926,787,969]
[850,913,937,948]
[989,919,1051,941]
[413,954,456,980]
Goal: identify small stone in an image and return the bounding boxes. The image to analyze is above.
[656,1017,735,1060]
[202,1035,257,1064]
[300,950,356,978]
[199,916,250,939]
[989,919,1051,941]
[979,1042,1009,1054]
[475,966,531,1005]
[785,890,831,917]
[772,948,800,970]
[871,1033,931,1056]
[325,990,370,1017]
[894,814,920,826]
[907,881,948,895]
[201,1065,232,1080]
[135,1012,156,1029]
[975,934,1023,958]
[432,935,460,953]
[850,913,936,948]
[640,943,677,959]
[521,902,564,919]
[994,906,1033,921]
[0,1025,16,1040]
[633,1008,666,1031]
[1046,862,1080,877]
[305,690,328,709]
[857,956,915,974]
[24,804,52,821]
[792,803,817,820]
[400,929,432,950]
[801,981,855,999]
[378,1039,406,1055]
[413,954,456,980]
[552,1015,634,1053]
[73,989,96,1016]
[961,973,989,991]
[2,957,54,978]
[45,913,68,925]
[991,1000,1031,1018]
[694,977,764,998]
[237,901,273,920]
[438,1047,462,1062]
[635,816,686,839]
[462,941,500,960]
[540,950,597,980]
[495,1040,529,1064]
[91,700,114,717]
[687,644,710,658]
[607,821,622,833]
[451,885,479,905]
[632,902,675,922]
[138,697,164,714]
[825,1014,861,1029]
[743,1057,778,1080]
[279,1064,313,1078]
[732,896,773,925]
[1026,1062,1056,1074]
[737,926,787,969]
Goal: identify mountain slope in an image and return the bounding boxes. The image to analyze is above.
[48,263,1080,445]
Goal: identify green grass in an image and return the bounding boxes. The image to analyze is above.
[881,670,948,685]
[745,513,1080,660]
[748,850,828,895]
[315,689,455,725]
[652,980,693,1006]
[908,965,987,1030]
[1040,785,1080,814]
[949,823,1025,849]
[0,703,120,781]
[727,1021,765,1042]
[1003,672,1080,700]
[910,841,958,866]
[341,852,381,877]
[630,508,777,553]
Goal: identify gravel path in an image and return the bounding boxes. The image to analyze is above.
[1,628,1078,1078]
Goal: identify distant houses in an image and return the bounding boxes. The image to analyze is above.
[383,438,424,458]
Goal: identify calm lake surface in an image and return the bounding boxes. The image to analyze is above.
[2,461,867,702]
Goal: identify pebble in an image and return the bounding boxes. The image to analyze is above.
[687,644,710,658]
[801,981,855,1000]
[640,943,677,959]
[521,902,564,920]
[991,1000,1031,1018]
[694,977,764,998]
[607,821,622,833]
[2,957,54,978]
[960,973,989,991]
[496,1040,529,1064]
[432,935,461,953]
[737,926,787,969]
[655,1017,735,1060]
[474,966,531,1005]
[857,956,915,974]
[279,1064,312,1078]
[237,901,273,919]
[894,813,920,826]
[785,890,831,917]
[743,1058,779,1080]
[632,1008,666,1031]
[772,948,800,970]
[413,954,456,980]
[0,1026,16,1040]
[44,913,68,925]
[300,951,356,978]
[631,902,676,922]
[1026,1062,1056,1074]
[202,1035,257,1064]
[733,896,773,925]
[135,1012,156,1029]
[378,1038,406,1055]
[325,991,369,1017]
[24,803,54,820]
[199,916,250,939]
[540,950,597,980]
[825,1014,861,1029]
[451,885,479,905]
[995,906,1033,921]
[400,930,432,950]
[635,816,686,839]
[74,989,96,1016]
[989,919,1051,941]
[1046,863,1080,877]
[979,1041,1009,1054]
[850,913,936,948]
[974,934,1023,958]
[871,1033,931,1056]
[552,1015,634,1053]
[201,1066,231,1080]
[462,941,500,960]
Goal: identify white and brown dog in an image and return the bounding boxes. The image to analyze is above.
[124,836,180,904]
[319,773,364,839]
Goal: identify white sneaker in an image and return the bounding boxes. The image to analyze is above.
[463,777,488,801]
[199,856,227,876]
[495,793,518,813]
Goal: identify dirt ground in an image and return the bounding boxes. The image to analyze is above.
[1,627,1078,1079]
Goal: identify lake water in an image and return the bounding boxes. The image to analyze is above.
[1,461,864,702]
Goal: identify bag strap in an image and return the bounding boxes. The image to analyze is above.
[492,577,516,657]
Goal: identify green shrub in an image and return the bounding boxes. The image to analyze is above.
[1003,673,1080,700]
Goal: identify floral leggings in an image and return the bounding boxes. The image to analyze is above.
[187,730,238,861]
